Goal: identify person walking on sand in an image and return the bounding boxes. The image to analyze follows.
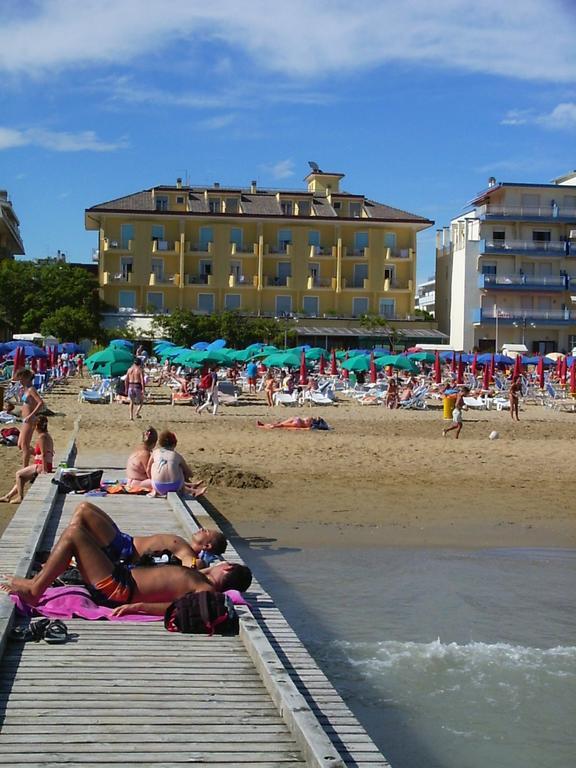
[442,386,469,439]
[509,376,521,421]
[196,366,219,416]
[13,368,45,468]
[125,357,145,420]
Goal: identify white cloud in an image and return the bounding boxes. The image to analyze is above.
[196,113,237,130]
[262,160,295,180]
[0,126,128,152]
[0,0,574,83]
[501,102,576,131]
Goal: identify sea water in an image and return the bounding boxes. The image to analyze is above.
[234,543,576,768]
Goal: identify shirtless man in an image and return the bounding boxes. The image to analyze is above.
[68,501,226,569]
[2,521,251,616]
[125,358,146,421]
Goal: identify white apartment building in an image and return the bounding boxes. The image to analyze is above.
[436,171,576,353]
[414,277,435,317]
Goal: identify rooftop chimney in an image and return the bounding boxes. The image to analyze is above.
[488,176,496,187]
[250,180,257,193]
[214,182,220,189]
[176,177,182,189]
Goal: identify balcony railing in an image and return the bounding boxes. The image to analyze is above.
[479,274,569,291]
[149,273,179,286]
[478,204,576,220]
[104,239,132,251]
[185,241,213,253]
[385,247,412,260]
[185,274,212,285]
[263,275,291,287]
[307,277,333,288]
[230,242,257,255]
[152,239,178,253]
[474,308,574,324]
[344,246,368,258]
[103,272,131,284]
[228,274,256,287]
[481,239,570,256]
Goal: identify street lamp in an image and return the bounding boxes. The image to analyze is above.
[275,312,296,349]
[513,315,536,345]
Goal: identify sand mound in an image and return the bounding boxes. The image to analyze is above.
[194,462,272,489]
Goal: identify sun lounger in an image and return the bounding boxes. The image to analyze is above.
[463,395,488,410]
[78,379,113,404]
[301,389,336,406]
[273,390,302,406]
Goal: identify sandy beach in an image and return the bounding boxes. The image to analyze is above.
[1,381,574,548]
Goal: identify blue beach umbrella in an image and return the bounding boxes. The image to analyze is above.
[8,344,47,359]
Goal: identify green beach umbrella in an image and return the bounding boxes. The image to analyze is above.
[407,352,436,364]
[375,354,419,373]
[89,360,133,378]
[262,351,302,368]
[85,347,133,371]
[305,347,328,361]
[341,356,371,372]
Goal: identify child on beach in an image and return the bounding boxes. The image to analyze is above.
[147,430,206,498]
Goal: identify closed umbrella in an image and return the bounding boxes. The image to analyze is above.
[512,355,522,379]
[456,354,464,385]
[299,349,308,385]
[342,354,350,380]
[330,349,337,376]
[482,359,491,390]
[490,353,496,382]
[571,359,576,395]
[560,356,568,386]
[369,351,377,384]
[451,352,457,375]
[319,354,326,375]
[471,353,478,378]
[13,346,26,371]
[537,356,545,389]
[434,350,441,384]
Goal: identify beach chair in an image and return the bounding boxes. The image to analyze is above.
[463,395,488,410]
[543,382,570,410]
[78,378,113,404]
[273,390,302,406]
[301,389,336,406]
[398,385,429,410]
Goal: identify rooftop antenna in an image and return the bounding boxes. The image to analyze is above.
[178,170,190,186]
[308,161,321,173]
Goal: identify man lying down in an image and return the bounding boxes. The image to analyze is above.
[1,502,251,617]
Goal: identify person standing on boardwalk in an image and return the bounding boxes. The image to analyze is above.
[125,357,145,420]
[509,376,522,421]
[442,386,469,439]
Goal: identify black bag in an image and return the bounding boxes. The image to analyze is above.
[164,591,239,636]
[52,469,104,494]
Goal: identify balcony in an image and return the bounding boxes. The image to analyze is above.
[149,273,179,286]
[185,241,213,254]
[308,245,333,258]
[263,275,292,287]
[103,239,132,252]
[480,239,570,257]
[230,242,258,256]
[185,274,213,285]
[152,239,178,254]
[473,308,574,325]
[385,247,413,260]
[228,274,257,288]
[102,271,131,285]
[342,278,369,290]
[383,278,413,292]
[479,274,569,292]
[477,203,576,222]
[306,277,333,289]
[344,246,368,258]
[267,243,293,256]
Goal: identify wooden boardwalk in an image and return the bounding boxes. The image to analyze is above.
[0,442,390,767]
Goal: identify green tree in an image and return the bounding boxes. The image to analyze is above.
[40,306,99,342]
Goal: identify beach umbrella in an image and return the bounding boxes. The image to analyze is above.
[482,359,491,390]
[369,351,377,384]
[537,356,545,389]
[304,347,327,361]
[85,347,133,371]
[341,356,371,372]
[433,350,441,384]
[319,354,326,375]
[109,339,133,350]
[450,352,457,375]
[91,360,134,378]
[471,353,478,377]
[12,346,26,371]
[262,351,301,369]
[560,356,568,386]
[571,360,576,395]
[37,357,47,373]
[9,344,47,359]
[456,354,464,385]
[374,354,418,373]
[30,357,38,372]
[407,352,436,364]
[207,339,227,350]
[512,355,522,379]
[192,342,210,351]
[489,353,496,382]
[329,349,337,376]
[299,349,308,385]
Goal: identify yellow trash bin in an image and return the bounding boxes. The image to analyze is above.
[443,394,457,420]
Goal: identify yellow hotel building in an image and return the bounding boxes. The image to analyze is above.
[85,167,433,322]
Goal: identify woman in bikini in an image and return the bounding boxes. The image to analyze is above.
[14,368,45,467]
[147,431,205,498]
[1,415,54,504]
[125,426,158,490]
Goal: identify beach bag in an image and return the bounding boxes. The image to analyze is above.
[0,427,19,445]
[164,591,239,636]
[52,470,104,494]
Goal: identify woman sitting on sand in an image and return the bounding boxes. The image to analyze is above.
[14,368,44,467]
[126,427,158,490]
[0,416,54,504]
[257,417,330,430]
[147,430,206,498]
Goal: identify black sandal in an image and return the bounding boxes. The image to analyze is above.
[9,618,51,643]
[44,620,69,644]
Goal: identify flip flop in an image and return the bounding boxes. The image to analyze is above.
[9,618,51,643]
[44,620,69,644]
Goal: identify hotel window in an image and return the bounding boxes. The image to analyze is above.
[481,263,497,275]
[198,293,215,313]
[493,230,505,243]
[151,258,164,281]
[208,198,221,213]
[199,227,213,251]
[532,230,551,242]
[120,224,134,249]
[308,230,321,251]
[199,260,212,283]
[349,202,362,218]
[118,290,136,309]
[384,232,397,249]
[151,225,164,242]
[354,232,369,254]
[352,297,369,317]
[298,200,311,216]
[120,257,133,280]
[155,196,168,212]
[521,193,540,210]
[277,262,291,285]
[278,229,292,252]
[303,296,319,316]
[379,299,395,318]
[281,200,293,216]
[224,294,241,311]
[333,201,342,211]
[226,197,239,213]
[275,295,292,315]
[147,292,164,312]
[384,267,394,282]
[230,227,243,248]
[176,196,184,205]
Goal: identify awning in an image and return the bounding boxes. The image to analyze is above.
[295,325,448,339]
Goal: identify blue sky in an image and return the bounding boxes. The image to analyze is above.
[1,0,576,281]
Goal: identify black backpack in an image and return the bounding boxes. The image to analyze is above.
[52,470,104,494]
[164,591,239,636]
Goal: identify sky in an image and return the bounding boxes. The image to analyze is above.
[1,0,576,282]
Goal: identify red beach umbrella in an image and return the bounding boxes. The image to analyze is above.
[560,356,567,386]
[433,350,441,384]
[570,359,576,395]
[30,357,38,373]
[556,357,562,378]
[369,351,377,384]
[537,356,545,389]
[329,349,337,376]
[299,349,307,385]
[38,357,47,374]
[456,354,464,385]
[490,353,496,382]
[319,354,326,375]
[450,352,457,375]
[342,353,349,381]
[471,352,478,378]
[13,345,25,372]
[482,359,491,390]
[512,354,522,380]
